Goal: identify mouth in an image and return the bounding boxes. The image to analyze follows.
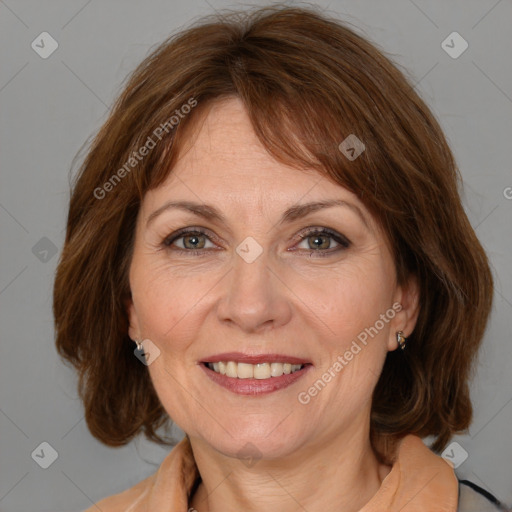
[199,353,313,395]
[203,361,307,379]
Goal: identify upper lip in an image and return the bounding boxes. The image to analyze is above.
[201,352,311,365]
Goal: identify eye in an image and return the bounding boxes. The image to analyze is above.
[162,228,217,253]
[161,226,350,257]
[293,227,350,256]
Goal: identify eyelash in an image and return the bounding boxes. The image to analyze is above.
[161,227,351,258]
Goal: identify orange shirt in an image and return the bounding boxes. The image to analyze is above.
[83,434,460,511]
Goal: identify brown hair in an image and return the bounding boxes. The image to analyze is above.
[53,5,493,459]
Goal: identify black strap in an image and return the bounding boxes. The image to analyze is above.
[459,479,504,507]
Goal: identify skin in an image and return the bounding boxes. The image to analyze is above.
[126,97,419,512]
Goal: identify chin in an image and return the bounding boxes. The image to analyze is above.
[190,415,309,461]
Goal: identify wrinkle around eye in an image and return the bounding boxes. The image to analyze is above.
[141,214,374,259]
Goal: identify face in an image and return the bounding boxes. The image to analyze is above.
[127,97,418,460]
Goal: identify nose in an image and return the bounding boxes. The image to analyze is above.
[215,248,293,334]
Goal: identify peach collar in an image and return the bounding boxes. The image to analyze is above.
[90,434,458,511]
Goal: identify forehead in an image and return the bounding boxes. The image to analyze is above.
[171,97,309,182]
[141,97,368,217]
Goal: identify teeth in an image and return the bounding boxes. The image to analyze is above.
[254,363,270,379]
[237,362,254,378]
[206,361,305,379]
[270,362,283,377]
[226,361,238,378]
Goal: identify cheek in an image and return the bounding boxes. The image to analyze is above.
[291,256,393,338]
[130,260,214,351]
[290,257,393,394]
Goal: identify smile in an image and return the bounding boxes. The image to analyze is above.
[200,355,312,395]
[205,361,305,379]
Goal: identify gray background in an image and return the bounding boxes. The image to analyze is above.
[1,0,511,510]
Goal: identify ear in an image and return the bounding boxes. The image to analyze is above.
[387,275,420,351]
[124,293,142,342]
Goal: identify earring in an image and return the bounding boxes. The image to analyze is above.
[396,331,407,350]
[134,339,143,351]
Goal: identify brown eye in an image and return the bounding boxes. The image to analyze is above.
[305,234,332,250]
[163,229,215,252]
[294,227,350,256]
[181,233,206,249]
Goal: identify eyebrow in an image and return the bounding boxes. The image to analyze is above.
[146,199,369,229]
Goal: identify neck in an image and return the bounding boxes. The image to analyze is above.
[188,423,391,512]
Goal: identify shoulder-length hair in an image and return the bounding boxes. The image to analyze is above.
[53,5,493,460]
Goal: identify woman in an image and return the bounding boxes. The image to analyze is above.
[53,5,509,511]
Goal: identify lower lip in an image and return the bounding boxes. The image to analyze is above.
[200,363,312,395]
